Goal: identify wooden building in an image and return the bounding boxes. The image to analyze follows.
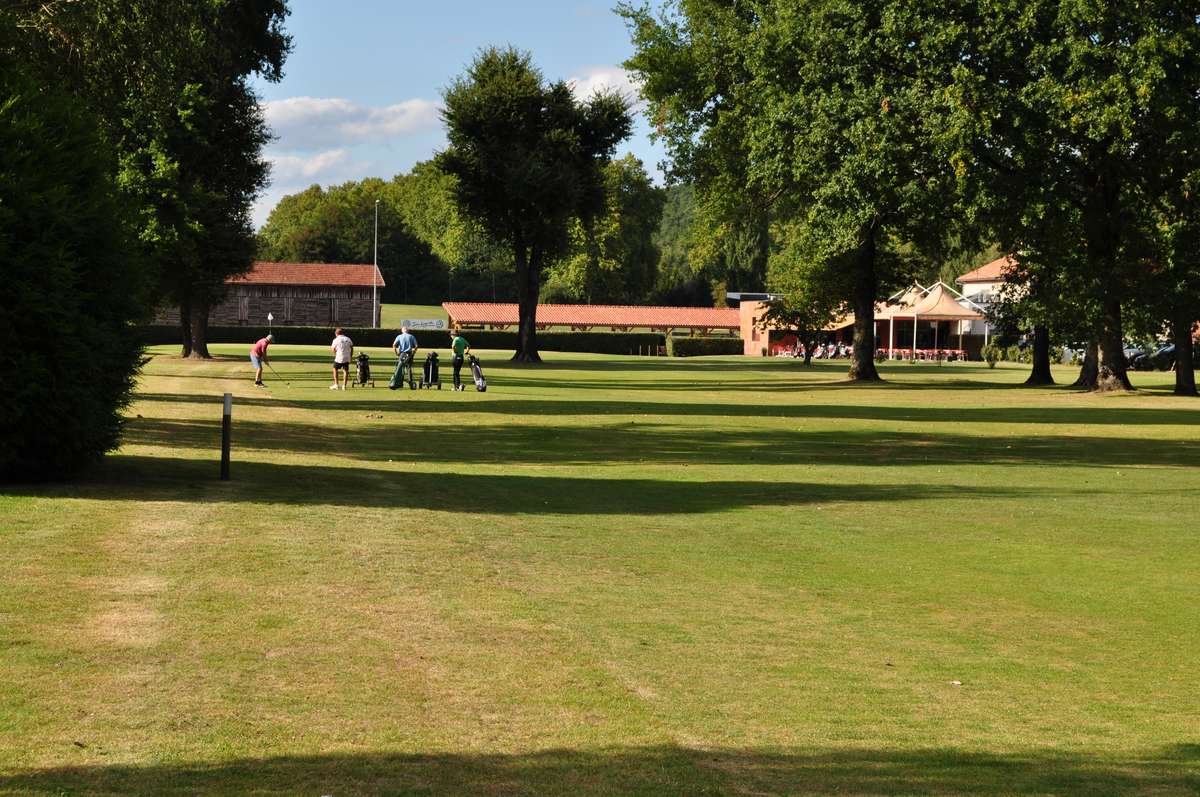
[157,262,386,327]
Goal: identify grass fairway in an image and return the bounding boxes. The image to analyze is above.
[2,348,1198,796]
[381,303,449,328]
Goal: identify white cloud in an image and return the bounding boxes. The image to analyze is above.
[254,148,374,228]
[264,96,443,151]
[567,66,645,109]
[267,148,353,182]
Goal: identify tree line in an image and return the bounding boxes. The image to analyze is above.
[1,0,289,478]
[257,157,770,311]
[620,0,1200,395]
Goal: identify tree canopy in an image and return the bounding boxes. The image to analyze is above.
[8,0,292,358]
[437,47,632,361]
[623,0,969,381]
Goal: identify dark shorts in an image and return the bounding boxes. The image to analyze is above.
[333,361,350,371]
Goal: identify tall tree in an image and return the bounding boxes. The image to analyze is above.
[623,1,966,381]
[391,162,512,302]
[542,155,666,304]
[950,1,1200,391]
[437,47,632,362]
[10,0,292,358]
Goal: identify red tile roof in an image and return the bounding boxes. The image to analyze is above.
[227,261,386,288]
[956,256,1015,284]
[443,302,740,330]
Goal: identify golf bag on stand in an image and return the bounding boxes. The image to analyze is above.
[469,354,487,392]
[420,352,441,389]
[352,352,374,387]
[389,351,416,390]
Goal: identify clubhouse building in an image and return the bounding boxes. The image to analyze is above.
[740,256,1016,359]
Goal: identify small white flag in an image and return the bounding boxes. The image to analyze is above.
[267,312,274,322]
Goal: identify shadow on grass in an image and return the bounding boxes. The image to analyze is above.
[1,744,1195,796]
[131,392,1200,426]
[117,415,1200,469]
[7,455,1043,513]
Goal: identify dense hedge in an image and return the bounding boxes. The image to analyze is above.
[982,343,1064,366]
[666,337,744,357]
[140,325,667,355]
[1,58,148,480]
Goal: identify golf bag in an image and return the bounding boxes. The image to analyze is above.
[389,351,416,390]
[352,352,373,387]
[420,352,441,389]
[469,354,487,392]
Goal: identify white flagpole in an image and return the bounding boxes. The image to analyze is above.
[373,200,380,329]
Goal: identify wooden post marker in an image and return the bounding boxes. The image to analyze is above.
[220,392,232,480]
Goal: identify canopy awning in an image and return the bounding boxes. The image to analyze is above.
[905,283,984,321]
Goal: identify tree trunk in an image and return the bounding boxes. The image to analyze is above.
[1073,341,1099,388]
[187,294,212,359]
[847,232,882,382]
[1024,325,1054,385]
[1082,164,1131,392]
[179,296,193,358]
[1096,297,1132,391]
[803,335,814,366]
[1172,309,1197,397]
[512,243,541,363]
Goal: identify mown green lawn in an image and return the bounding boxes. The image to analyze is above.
[1,348,1198,796]
[381,303,449,328]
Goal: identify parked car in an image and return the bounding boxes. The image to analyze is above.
[1151,343,1177,371]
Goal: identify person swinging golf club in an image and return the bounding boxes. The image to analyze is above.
[449,329,471,391]
[390,326,419,390]
[249,333,274,387]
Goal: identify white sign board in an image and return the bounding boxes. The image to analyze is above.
[402,319,447,330]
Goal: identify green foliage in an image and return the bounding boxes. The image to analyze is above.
[256,177,458,304]
[138,326,665,356]
[666,337,743,357]
[947,1,1200,389]
[438,47,633,361]
[6,0,293,357]
[982,344,1000,369]
[542,155,665,304]
[0,57,149,479]
[651,183,714,306]
[623,1,968,381]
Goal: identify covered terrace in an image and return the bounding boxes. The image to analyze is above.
[442,302,740,336]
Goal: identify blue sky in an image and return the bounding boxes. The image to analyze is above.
[250,0,665,227]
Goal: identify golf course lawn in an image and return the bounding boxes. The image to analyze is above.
[1,347,1198,796]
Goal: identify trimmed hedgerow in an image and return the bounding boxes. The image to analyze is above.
[666,337,744,357]
[0,58,149,480]
[139,325,667,356]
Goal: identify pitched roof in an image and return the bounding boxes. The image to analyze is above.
[227,262,386,288]
[443,302,740,330]
[956,256,1015,284]
[906,282,984,320]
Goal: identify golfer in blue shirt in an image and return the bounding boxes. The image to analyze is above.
[390,326,419,390]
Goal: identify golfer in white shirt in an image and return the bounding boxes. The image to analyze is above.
[330,328,354,390]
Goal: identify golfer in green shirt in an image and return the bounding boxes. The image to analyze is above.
[450,331,471,391]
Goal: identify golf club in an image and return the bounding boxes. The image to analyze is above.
[265,361,290,386]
